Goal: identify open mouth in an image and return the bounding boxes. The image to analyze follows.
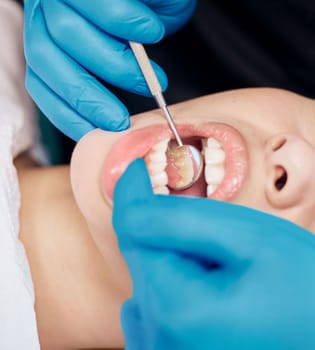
[102,122,249,203]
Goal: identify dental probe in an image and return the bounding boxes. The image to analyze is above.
[129,41,204,191]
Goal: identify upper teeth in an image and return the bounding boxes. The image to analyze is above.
[202,138,226,196]
[144,137,226,196]
[144,137,170,194]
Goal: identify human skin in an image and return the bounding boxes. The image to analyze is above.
[17,157,125,350]
[18,87,315,349]
[71,87,315,265]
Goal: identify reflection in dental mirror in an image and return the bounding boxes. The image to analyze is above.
[164,143,204,191]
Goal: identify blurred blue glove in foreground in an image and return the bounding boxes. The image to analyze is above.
[113,159,315,350]
[24,0,197,140]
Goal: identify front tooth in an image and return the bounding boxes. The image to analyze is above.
[147,160,167,175]
[150,171,168,187]
[202,137,226,190]
[144,138,170,189]
[204,148,225,164]
[205,165,225,184]
[202,137,221,149]
[153,186,170,195]
[207,184,218,197]
[146,151,167,164]
[145,137,170,163]
[151,137,170,152]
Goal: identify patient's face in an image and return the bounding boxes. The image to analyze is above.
[70,88,315,268]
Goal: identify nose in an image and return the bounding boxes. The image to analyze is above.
[265,133,315,208]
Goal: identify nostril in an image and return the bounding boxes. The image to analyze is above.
[274,166,287,191]
[272,137,287,152]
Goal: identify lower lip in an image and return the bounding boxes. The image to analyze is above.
[102,123,249,202]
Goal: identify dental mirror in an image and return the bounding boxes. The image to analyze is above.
[129,41,204,190]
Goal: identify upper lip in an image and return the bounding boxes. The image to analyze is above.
[102,122,249,202]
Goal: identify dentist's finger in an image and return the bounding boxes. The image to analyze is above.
[113,158,153,216]
[141,0,198,35]
[113,160,312,267]
[62,0,197,38]
[41,0,168,96]
[112,159,153,288]
[24,4,129,134]
[112,159,238,267]
[122,249,227,348]
[61,0,166,43]
[121,299,146,350]
[26,66,95,140]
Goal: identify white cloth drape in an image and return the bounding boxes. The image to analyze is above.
[0,0,40,348]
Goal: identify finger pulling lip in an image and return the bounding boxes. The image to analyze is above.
[102,122,249,203]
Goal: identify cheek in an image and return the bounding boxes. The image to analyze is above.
[70,131,133,296]
[235,193,315,235]
[308,222,315,235]
[230,166,267,211]
[70,130,133,294]
[285,206,315,235]
[70,130,111,231]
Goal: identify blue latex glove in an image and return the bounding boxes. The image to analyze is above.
[23,0,197,140]
[113,159,315,350]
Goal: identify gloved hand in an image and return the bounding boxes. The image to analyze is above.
[23,0,197,140]
[113,159,315,350]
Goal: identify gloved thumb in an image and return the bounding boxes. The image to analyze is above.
[113,158,153,243]
[113,158,153,208]
[113,158,311,269]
